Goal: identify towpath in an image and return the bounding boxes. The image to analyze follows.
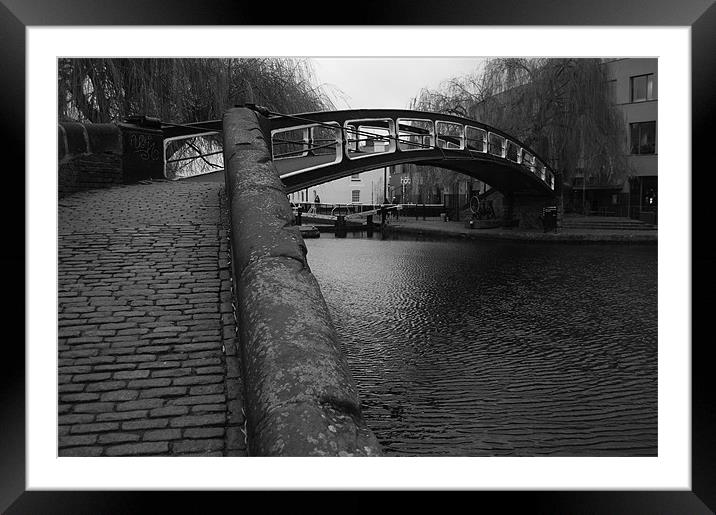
[58,178,246,456]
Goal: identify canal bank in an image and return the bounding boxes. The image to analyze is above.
[381,218,657,244]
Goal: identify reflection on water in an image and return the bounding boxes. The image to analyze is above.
[305,235,657,456]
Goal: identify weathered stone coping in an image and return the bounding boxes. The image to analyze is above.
[222,107,381,456]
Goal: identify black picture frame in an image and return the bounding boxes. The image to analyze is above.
[4,1,714,512]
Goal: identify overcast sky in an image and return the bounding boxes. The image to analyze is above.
[310,58,486,110]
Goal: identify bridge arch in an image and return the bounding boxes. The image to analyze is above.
[159,107,557,199]
[266,108,557,198]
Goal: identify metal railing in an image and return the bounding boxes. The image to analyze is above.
[268,109,556,192]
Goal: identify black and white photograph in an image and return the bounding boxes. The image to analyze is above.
[56,56,659,459]
[7,11,712,512]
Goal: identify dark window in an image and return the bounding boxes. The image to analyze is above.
[630,121,656,154]
[630,74,655,102]
[351,190,360,203]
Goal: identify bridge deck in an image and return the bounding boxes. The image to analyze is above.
[58,179,246,457]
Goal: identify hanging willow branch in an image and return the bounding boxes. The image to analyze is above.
[58,58,334,124]
[409,58,631,186]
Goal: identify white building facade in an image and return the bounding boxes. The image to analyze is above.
[288,167,388,206]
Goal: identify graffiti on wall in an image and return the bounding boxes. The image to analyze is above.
[128,132,161,161]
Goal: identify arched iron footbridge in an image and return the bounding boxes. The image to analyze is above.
[160,107,557,197]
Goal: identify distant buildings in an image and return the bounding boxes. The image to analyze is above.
[289,58,657,224]
[287,167,388,206]
[287,134,391,206]
[567,58,657,220]
[394,58,658,223]
[606,58,658,221]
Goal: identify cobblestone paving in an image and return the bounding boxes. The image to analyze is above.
[58,180,247,456]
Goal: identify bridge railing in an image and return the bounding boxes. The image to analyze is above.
[163,130,223,180]
[155,109,556,192]
[267,111,555,191]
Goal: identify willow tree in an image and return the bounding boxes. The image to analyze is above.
[410,58,629,188]
[58,58,334,123]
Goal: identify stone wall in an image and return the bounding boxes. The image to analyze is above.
[222,107,381,456]
[58,121,164,198]
[58,123,124,198]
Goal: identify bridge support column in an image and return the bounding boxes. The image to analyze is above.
[222,107,381,456]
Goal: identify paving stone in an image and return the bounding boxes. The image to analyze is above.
[195,366,225,375]
[85,380,127,392]
[73,402,115,413]
[57,383,85,393]
[172,375,223,386]
[139,386,188,398]
[121,418,170,431]
[170,413,225,428]
[100,390,139,402]
[190,404,226,414]
[63,349,100,359]
[115,354,157,364]
[105,442,169,456]
[151,368,193,378]
[98,433,142,445]
[137,360,181,370]
[58,365,93,374]
[149,405,189,418]
[189,384,224,396]
[59,182,242,457]
[184,427,225,439]
[169,394,225,406]
[59,434,98,447]
[93,363,138,373]
[96,410,148,422]
[59,414,96,425]
[173,439,224,454]
[75,356,116,365]
[182,357,221,368]
[116,398,164,411]
[60,393,101,403]
[70,422,120,434]
[59,446,104,457]
[113,370,151,380]
[144,429,182,441]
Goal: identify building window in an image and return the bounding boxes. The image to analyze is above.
[350,173,361,181]
[351,190,360,203]
[630,74,655,102]
[630,121,656,154]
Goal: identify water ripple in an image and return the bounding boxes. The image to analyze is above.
[306,237,657,456]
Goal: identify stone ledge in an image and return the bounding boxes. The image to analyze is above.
[223,107,381,456]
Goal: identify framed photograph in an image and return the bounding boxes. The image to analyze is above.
[6,0,714,512]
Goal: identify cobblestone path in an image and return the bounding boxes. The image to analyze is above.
[58,180,246,456]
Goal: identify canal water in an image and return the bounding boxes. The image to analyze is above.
[304,234,657,456]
